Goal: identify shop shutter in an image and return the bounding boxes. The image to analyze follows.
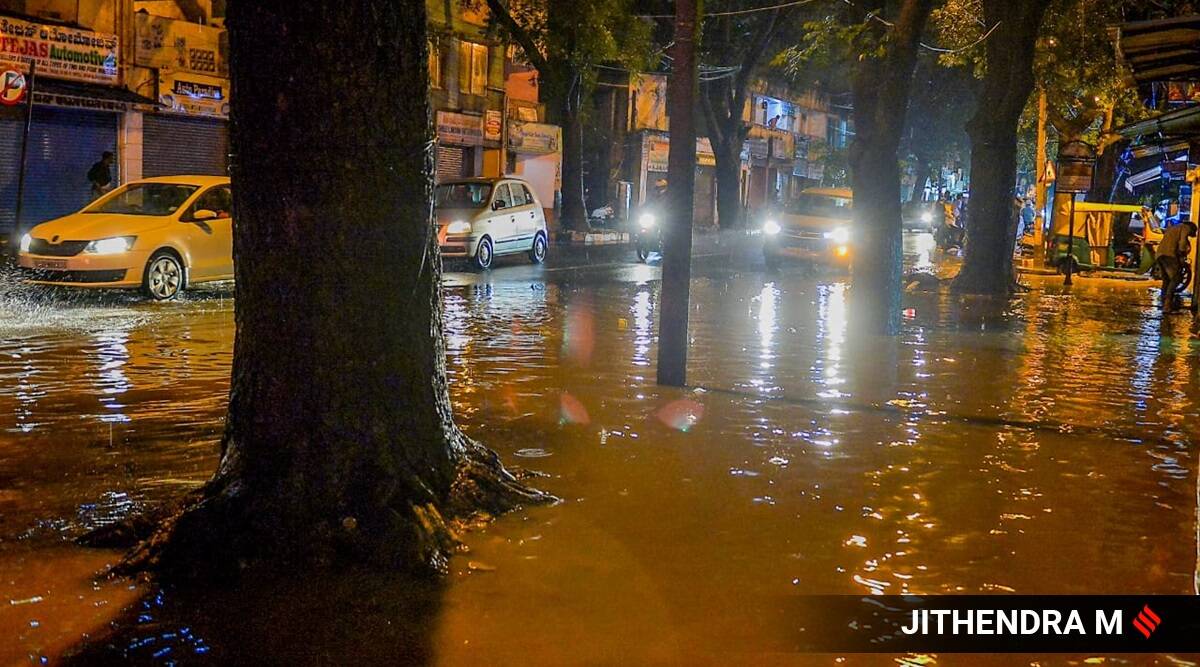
[142,114,229,178]
[0,107,117,235]
[436,145,465,182]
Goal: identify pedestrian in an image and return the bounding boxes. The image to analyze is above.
[1155,219,1196,313]
[88,151,115,199]
[1020,199,1035,237]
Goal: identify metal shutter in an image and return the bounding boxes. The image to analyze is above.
[436,145,465,182]
[142,114,229,178]
[0,107,118,235]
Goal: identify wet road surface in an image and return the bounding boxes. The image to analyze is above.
[1,233,1198,664]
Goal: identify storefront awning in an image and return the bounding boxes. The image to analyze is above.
[1116,104,1200,139]
[32,79,158,112]
[1115,15,1200,85]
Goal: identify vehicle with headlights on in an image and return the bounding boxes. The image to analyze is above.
[633,207,663,262]
[18,175,233,300]
[761,187,854,270]
[435,177,548,270]
[901,199,943,232]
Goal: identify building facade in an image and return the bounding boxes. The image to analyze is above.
[0,0,228,236]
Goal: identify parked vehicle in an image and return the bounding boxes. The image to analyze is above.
[18,175,233,300]
[435,177,549,270]
[761,187,854,269]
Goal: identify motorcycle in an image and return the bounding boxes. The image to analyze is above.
[633,207,662,263]
[935,219,965,251]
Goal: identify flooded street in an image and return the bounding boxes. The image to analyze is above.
[1,235,1198,664]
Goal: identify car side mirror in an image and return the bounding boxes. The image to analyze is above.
[492,200,507,211]
[192,209,218,222]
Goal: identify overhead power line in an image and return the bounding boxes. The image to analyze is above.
[637,0,818,20]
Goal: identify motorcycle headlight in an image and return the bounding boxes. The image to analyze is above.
[921,212,933,223]
[824,227,850,244]
[19,233,31,253]
[84,236,136,255]
[446,220,472,235]
[638,213,657,230]
[763,219,782,235]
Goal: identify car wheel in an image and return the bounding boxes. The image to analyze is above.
[473,236,494,271]
[529,232,548,264]
[144,251,184,300]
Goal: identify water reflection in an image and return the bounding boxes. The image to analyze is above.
[0,265,1197,664]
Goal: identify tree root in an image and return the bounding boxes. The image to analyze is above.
[79,437,556,583]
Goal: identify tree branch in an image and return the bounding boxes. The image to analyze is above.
[485,0,550,74]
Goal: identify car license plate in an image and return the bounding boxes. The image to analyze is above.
[33,259,66,270]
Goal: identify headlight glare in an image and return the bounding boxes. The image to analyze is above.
[447,220,472,235]
[921,212,933,223]
[638,213,657,230]
[763,220,782,235]
[85,236,135,255]
[824,227,850,244]
[19,233,31,252]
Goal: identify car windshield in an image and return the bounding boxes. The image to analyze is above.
[86,183,200,216]
[787,194,853,220]
[436,182,492,209]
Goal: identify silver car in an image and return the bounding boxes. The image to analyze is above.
[436,177,549,270]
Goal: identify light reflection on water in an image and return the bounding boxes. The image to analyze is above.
[0,260,1197,663]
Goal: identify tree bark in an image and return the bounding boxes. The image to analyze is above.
[657,0,699,387]
[952,0,1051,295]
[559,78,589,231]
[110,0,550,580]
[848,0,935,335]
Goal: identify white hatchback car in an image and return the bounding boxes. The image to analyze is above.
[435,177,549,270]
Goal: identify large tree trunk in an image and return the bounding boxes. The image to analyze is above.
[848,0,935,335]
[559,82,588,231]
[713,137,744,228]
[952,0,1050,295]
[112,0,548,580]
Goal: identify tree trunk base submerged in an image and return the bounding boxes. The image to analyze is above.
[84,437,553,582]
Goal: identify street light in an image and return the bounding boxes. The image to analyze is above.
[1055,140,1096,286]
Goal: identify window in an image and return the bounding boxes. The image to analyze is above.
[86,183,199,216]
[429,40,442,88]
[190,186,233,219]
[458,41,489,96]
[519,184,535,206]
[435,182,492,209]
[493,183,513,209]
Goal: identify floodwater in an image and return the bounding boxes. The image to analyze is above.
[1,235,1198,665]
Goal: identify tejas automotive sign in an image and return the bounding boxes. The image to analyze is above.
[0,17,118,85]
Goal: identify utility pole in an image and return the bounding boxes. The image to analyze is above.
[1034,88,1048,259]
[657,0,699,387]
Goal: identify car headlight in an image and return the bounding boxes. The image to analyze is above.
[638,213,657,230]
[19,233,31,253]
[763,219,782,235]
[921,212,933,223]
[446,220,472,235]
[84,236,136,255]
[824,227,850,244]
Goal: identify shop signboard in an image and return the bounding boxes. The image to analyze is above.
[437,111,484,146]
[508,121,559,154]
[648,135,717,171]
[159,69,229,118]
[484,110,503,142]
[0,17,118,85]
[135,13,226,76]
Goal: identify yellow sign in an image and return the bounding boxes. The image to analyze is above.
[1041,160,1056,183]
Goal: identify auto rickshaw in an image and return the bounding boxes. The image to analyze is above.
[1047,195,1163,274]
